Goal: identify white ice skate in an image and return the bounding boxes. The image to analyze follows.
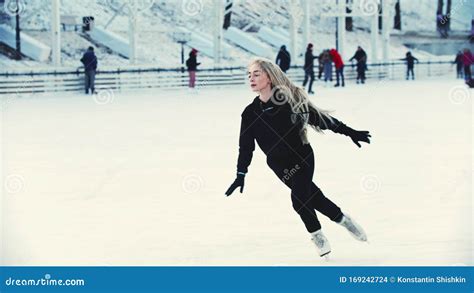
[310,230,331,258]
[338,214,368,242]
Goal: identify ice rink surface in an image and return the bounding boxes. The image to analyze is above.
[1,77,472,266]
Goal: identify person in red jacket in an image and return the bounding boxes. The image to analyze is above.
[461,48,472,82]
[186,48,201,88]
[330,49,345,87]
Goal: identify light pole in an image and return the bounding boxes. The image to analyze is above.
[335,0,339,51]
[15,0,21,60]
[172,31,191,73]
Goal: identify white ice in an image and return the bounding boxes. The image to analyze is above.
[1,77,472,266]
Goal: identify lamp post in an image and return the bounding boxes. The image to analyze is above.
[172,31,191,73]
[15,0,21,60]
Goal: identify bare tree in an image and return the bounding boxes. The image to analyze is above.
[346,0,353,31]
[394,0,401,30]
[446,0,452,30]
[437,0,443,15]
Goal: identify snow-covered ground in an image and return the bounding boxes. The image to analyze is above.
[0,76,472,266]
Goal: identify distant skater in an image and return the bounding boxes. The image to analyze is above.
[400,51,419,80]
[186,48,201,88]
[80,46,98,95]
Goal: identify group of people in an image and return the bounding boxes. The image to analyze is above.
[80,44,473,94]
[297,44,367,94]
[453,49,473,82]
[79,46,202,93]
[300,44,368,94]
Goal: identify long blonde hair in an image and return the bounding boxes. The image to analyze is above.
[248,57,333,144]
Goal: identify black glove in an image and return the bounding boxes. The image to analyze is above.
[225,174,245,196]
[348,129,371,148]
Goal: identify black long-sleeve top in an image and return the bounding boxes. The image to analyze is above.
[304,50,317,71]
[349,50,367,63]
[186,55,200,71]
[236,96,352,174]
[454,54,463,66]
[276,49,291,71]
[400,55,419,68]
[80,51,98,71]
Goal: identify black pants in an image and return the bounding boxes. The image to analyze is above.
[303,69,315,93]
[464,65,472,81]
[335,66,345,85]
[356,63,366,83]
[406,67,415,80]
[267,144,342,233]
[85,70,96,94]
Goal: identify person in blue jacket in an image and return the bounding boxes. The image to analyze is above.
[225,58,370,257]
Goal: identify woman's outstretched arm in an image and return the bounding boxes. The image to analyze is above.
[307,106,371,148]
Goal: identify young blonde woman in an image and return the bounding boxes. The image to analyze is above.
[225,58,371,257]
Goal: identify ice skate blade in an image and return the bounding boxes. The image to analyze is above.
[320,251,331,258]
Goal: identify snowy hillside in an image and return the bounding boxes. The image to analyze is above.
[0,0,472,68]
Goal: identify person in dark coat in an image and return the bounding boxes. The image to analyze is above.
[349,46,367,84]
[186,48,201,88]
[275,45,291,73]
[225,58,370,257]
[400,51,419,80]
[80,46,98,94]
[330,48,344,87]
[321,49,332,85]
[453,51,464,79]
[461,48,473,82]
[317,51,324,79]
[302,43,317,94]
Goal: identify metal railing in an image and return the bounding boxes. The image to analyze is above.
[0,60,456,95]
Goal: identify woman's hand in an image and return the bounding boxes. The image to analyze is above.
[349,130,371,148]
[225,174,245,196]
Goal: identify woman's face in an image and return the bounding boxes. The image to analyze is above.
[248,63,271,92]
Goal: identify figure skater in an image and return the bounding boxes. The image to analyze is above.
[225,58,371,257]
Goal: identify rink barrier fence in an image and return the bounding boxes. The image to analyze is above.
[0,60,455,95]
